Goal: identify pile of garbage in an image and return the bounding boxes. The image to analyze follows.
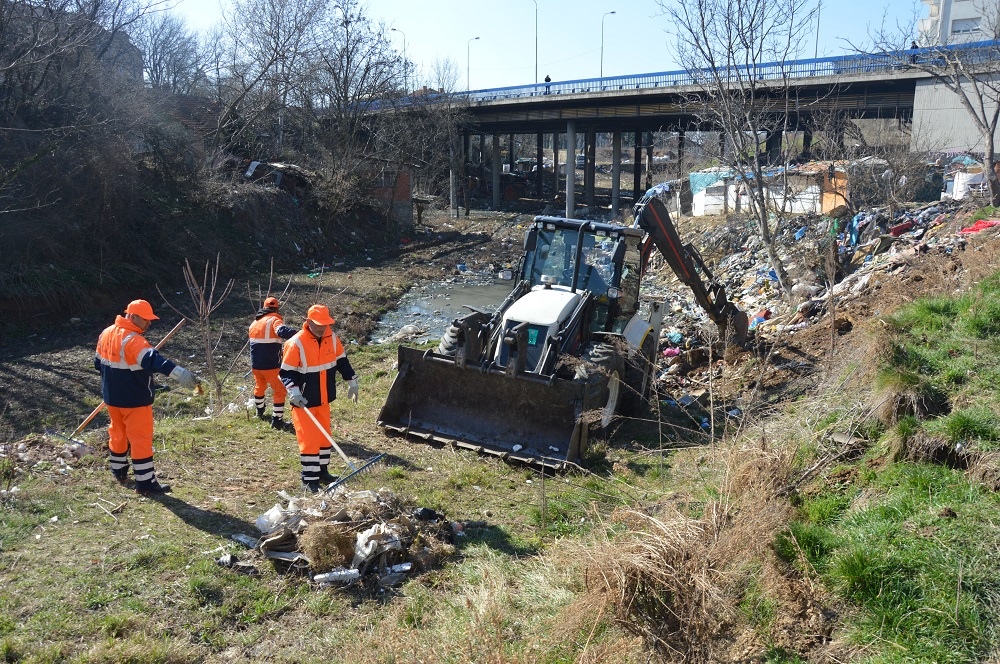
[640,200,1000,413]
[2,435,97,499]
[229,487,465,590]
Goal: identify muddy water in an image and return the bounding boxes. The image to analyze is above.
[372,275,516,345]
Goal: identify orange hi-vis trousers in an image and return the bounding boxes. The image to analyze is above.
[107,404,154,459]
[253,368,287,401]
[291,404,331,455]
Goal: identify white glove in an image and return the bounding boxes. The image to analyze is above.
[346,377,359,404]
[170,366,199,390]
[287,386,308,408]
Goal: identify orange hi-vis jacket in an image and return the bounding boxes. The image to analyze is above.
[279,324,356,407]
[94,316,177,408]
[249,312,296,370]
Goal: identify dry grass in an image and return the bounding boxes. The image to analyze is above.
[563,442,811,663]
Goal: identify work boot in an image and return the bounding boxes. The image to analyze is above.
[111,468,130,485]
[270,417,290,432]
[317,468,337,486]
[301,480,320,494]
[136,481,172,496]
[256,407,267,421]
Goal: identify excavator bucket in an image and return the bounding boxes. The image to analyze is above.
[377,346,602,469]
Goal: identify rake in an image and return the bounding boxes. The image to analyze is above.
[299,406,384,492]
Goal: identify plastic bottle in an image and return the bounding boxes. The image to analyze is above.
[313,568,360,584]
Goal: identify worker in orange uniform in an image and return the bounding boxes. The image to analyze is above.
[248,296,297,430]
[94,299,200,494]
[279,304,359,493]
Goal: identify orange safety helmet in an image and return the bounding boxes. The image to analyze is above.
[263,296,280,309]
[306,304,335,326]
[125,299,159,320]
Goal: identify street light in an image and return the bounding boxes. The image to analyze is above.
[601,11,616,79]
[467,36,480,91]
[529,0,538,84]
[391,27,407,93]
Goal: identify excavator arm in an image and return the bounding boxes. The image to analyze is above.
[632,195,749,347]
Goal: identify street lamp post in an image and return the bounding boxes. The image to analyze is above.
[391,27,407,93]
[467,36,480,91]
[601,11,616,80]
[529,0,538,84]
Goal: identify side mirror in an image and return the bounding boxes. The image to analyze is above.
[498,268,514,281]
[606,287,622,299]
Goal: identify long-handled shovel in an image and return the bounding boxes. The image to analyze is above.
[64,318,187,442]
[298,404,384,491]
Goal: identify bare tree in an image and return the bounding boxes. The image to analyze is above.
[132,11,204,93]
[209,0,328,157]
[659,0,819,297]
[158,255,235,414]
[427,56,461,93]
[865,6,1000,205]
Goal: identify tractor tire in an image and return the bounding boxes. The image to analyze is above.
[619,334,657,418]
[437,323,464,356]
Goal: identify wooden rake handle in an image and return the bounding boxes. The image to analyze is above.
[69,318,187,440]
[299,405,357,471]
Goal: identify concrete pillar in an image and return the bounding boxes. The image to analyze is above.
[645,132,653,191]
[552,132,560,200]
[633,130,642,203]
[478,134,486,182]
[536,133,544,196]
[718,131,726,161]
[492,133,501,209]
[765,129,782,165]
[677,130,685,180]
[585,128,596,208]
[449,133,457,218]
[611,130,621,217]
[566,121,576,218]
[802,128,813,160]
[462,131,470,217]
[508,133,516,172]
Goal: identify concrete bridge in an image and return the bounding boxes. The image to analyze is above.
[447,45,989,217]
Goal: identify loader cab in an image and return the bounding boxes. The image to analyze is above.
[523,218,625,296]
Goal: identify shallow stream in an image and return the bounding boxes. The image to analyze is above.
[371,274,515,345]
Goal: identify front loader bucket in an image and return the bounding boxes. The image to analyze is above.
[377,346,599,469]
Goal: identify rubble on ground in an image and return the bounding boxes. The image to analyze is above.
[1,434,98,496]
[227,487,465,591]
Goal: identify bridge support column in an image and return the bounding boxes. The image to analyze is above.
[536,133,543,196]
[801,128,813,160]
[611,130,621,217]
[478,133,486,183]
[645,132,653,191]
[552,132,560,201]
[492,133,501,209]
[765,129,782,165]
[566,121,576,218]
[508,133,516,173]
[677,130,685,180]
[463,131,470,217]
[585,129,596,208]
[449,133,457,219]
[633,130,642,204]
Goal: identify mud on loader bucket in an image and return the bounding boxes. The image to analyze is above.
[377,346,609,470]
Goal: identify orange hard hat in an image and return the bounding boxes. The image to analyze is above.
[263,297,280,309]
[125,299,159,320]
[307,304,335,326]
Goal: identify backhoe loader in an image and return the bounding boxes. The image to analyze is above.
[377,196,749,469]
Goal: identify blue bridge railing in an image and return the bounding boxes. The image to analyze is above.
[452,40,998,103]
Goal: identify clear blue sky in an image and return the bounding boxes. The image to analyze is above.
[171,0,923,90]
